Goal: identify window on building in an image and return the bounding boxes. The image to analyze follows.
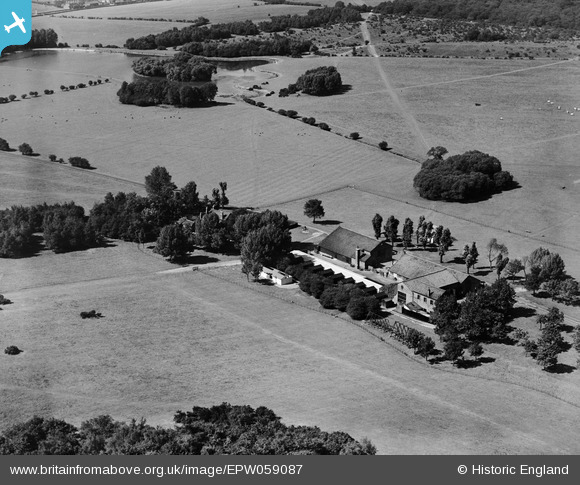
[397,291,406,304]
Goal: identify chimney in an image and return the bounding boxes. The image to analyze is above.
[355,246,360,270]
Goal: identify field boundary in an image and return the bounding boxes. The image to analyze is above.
[197,266,580,410]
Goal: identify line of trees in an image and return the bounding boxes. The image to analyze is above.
[117,79,217,107]
[258,2,369,32]
[368,317,436,361]
[0,403,376,455]
[124,20,260,50]
[282,259,381,321]
[413,148,516,202]
[372,213,453,260]
[181,36,312,58]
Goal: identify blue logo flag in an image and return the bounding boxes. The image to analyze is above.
[1,0,32,54]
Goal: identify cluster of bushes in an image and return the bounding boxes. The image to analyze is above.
[432,278,516,364]
[90,167,236,258]
[59,79,107,92]
[374,0,580,31]
[513,307,569,370]
[368,317,436,360]
[125,20,259,50]
[258,2,369,32]
[262,0,321,6]
[4,346,21,356]
[181,36,312,58]
[1,28,58,54]
[283,261,380,320]
[68,157,93,169]
[80,310,102,319]
[280,66,342,97]
[522,248,579,304]
[132,53,217,82]
[117,79,217,107]
[413,150,516,201]
[0,404,375,455]
[0,202,100,257]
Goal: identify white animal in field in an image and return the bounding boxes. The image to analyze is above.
[557,106,561,109]
[499,117,503,120]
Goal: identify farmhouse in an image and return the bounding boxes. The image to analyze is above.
[388,253,483,319]
[317,227,392,270]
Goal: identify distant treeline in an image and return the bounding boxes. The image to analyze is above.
[0,403,376,455]
[374,0,580,31]
[262,0,322,6]
[125,20,259,50]
[257,3,369,32]
[132,53,217,82]
[2,28,58,54]
[124,3,368,51]
[117,80,217,107]
[181,36,312,58]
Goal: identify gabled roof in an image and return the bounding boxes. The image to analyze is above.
[403,278,447,300]
[319,227,386,259]
[388,253,443,280]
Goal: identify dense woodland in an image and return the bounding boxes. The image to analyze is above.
[124,3,366,52]
[1,28,59,54]
[0,203,100,257]
[374,0,580,31]
[280,66,343,97]
[413,149,516,201]
[125,21,260,50]
[132,54,217,82]
[180,36,312,58]
[0,403,376,455]
[117,79,217,107]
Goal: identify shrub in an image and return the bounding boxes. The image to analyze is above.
[349,132,361,140]
[18,143,33,156]
[378,141,389,150]
[319,287,338,309]
[277,109,287,116]
[49,154,57,162]
[346,296,367,320]
[80,310,103,319]
[318,122,331,131]
[0,294,12,305]
[0,138,10,151]
[4,346,21,355]
[286,110,298,118]
[68,157,93,169]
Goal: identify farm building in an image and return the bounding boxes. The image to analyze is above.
[260,267,293,286]
[317,227,392,270]
[388,254,483,320]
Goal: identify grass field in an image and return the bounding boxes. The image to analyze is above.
[1,252,580,454]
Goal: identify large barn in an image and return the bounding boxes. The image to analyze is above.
[317,227,393,270]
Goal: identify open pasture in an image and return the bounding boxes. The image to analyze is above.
[1,258,580,454]
[0,52,412,209]
[0,152,144,210]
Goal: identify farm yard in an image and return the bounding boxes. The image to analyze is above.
[1,254,580,454]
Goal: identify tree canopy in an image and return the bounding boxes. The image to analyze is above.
[413,150,516,201]
[0,404,376,455]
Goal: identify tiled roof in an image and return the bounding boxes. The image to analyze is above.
[404,278,446,300]
[319,227,385,259]
[388,253,442,279]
